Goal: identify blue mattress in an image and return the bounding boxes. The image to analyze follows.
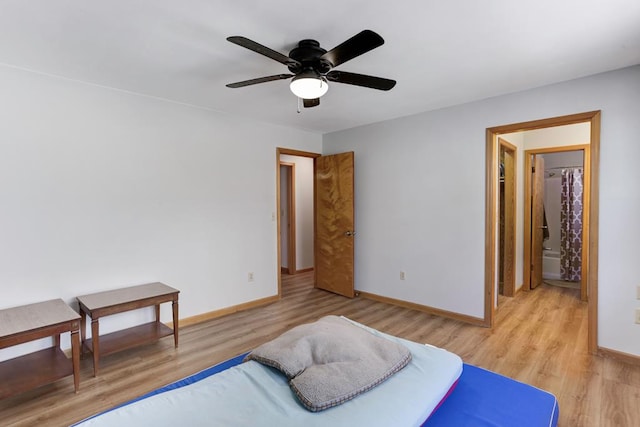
[77,353,558,427]
[424,364,559,426]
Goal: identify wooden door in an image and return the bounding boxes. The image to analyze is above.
[315,152,355,298]
[531,155,545,289]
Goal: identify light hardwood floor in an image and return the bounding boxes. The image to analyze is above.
[2,272,639,426]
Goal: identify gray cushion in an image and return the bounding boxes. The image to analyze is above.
[245,315,412,411]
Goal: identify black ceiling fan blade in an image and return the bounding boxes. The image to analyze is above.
[320,30,385,68]
[226,74,293,88]
[227,36,300,67]
[303,98,320,108]
[326,71,396,91]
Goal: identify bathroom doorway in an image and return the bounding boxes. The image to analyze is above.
[525,146,588,301]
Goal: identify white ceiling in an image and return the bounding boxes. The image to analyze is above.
[1,0,639,134]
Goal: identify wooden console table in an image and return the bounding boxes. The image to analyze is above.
[77,282,179,377]
[0,299,80,398]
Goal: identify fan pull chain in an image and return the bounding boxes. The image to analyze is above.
[297,97,301,113]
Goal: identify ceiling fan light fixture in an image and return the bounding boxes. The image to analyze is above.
[290,74,328,99]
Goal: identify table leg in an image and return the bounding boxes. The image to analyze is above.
[80,309,86,354]
[91,318,100,377]
[155,304,160,324]
[54,334,61,348]
[71,329,80,393]
[172,299,179,348]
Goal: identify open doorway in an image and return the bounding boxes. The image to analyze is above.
[280,162,296,275]
[276,148,319,296]
[524,148,587,301]
[277,152,315,276]
[276,148,356,299]
[485,111,601,353]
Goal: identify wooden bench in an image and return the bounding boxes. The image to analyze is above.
[77,282,179,376]
[0,299,80,398]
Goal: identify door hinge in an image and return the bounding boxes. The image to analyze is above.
[532,166,535,173]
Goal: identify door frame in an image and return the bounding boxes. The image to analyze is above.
[279,161,296,275]
[276,148,320,297]
[523,145,589,301]
[498,138,517,298]
[485,111,601,353]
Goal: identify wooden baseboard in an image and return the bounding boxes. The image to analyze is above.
[598,346,640,366]
[356,291,486,327]
[296,267,314,274]
[280,267,290,274]
[166,295,280,329]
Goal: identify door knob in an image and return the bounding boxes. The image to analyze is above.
[344,230,356,237]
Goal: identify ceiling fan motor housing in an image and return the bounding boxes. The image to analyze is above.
[288,40,332,75]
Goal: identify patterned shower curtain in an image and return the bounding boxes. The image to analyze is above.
[560,168,583,281]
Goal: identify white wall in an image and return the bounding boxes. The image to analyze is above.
[541,150,585,169]
[323,65,640,356]
[280,155,314,270]
[0,65,322,361]
[523,122,591,149]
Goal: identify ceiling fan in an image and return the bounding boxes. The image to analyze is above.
[225,30,396,108]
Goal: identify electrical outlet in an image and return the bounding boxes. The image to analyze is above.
[248,272,255,282]
[636,308,640,324]
[400,271,406,280]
